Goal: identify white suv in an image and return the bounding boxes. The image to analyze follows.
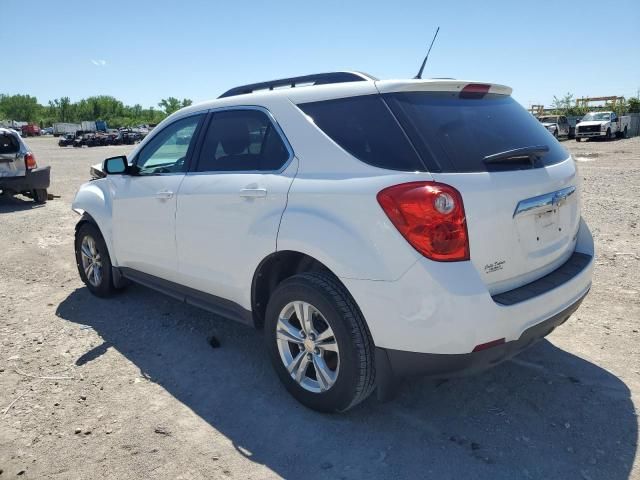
[72,72,594,412]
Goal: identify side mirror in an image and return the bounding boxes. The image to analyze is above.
[103,155,128,175]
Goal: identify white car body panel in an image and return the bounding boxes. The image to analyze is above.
[110,174,186,282]
[176,158,298,310]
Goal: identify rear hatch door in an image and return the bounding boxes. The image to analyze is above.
[382,84,580,294]
[0,131,23,177]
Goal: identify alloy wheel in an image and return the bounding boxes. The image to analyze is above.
[80,235,102,287]
[276,301,340,393]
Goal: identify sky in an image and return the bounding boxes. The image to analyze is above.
[2,0,639,109]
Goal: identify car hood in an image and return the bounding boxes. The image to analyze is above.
[541,122,557,127]
[578,120,607,127]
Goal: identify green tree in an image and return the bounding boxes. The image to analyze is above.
[551,93,574,114]
[158,97,192,115]
[0,94,41,122]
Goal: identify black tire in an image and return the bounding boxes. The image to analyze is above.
[606,128,612,140]
[74,222,118,297]
[553,130,558,139]
[32,188,47,204]
[623,127,628,139]
[575,137,581,142]
[265,272,376,412]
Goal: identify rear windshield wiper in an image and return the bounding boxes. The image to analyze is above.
[483,145,549,165]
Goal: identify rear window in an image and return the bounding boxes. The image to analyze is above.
[384,92,569,172]
[298,95,424,171]
[0,133,19,155]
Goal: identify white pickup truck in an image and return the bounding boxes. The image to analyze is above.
[575,111,630,141]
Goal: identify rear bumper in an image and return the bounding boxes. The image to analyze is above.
[0,166,51,192]
[376,289,586,379]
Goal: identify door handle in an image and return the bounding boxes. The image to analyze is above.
[239,188,267,198]
[155,190,174,199]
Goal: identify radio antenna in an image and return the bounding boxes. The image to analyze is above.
[414,27,440,79]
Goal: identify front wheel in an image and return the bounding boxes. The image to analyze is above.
[75,223,118,297]
[265,272,376,412]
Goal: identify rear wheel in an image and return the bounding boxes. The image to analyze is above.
[623,127,628,139]
[75,223,118,297]
[32,188,47,204]
[265,272,375,412]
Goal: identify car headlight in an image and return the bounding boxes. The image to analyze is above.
[601,124,607,131]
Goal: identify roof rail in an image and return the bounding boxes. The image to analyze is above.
[218,71,377,99]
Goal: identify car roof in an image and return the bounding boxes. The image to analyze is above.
[174,75,513,118]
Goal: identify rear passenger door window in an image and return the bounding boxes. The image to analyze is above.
[195,109,290,172]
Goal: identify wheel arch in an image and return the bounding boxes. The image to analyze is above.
[72,181,116,263]
[251,250,352,329]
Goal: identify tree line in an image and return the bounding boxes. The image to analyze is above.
[0,94,193,128]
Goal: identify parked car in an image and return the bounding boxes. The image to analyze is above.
[41,127,54,135]
[0,127,50,203]
[21,124,41,137]
[72,72,594,412]
[575,111,630,141]
[58,133,76,147]
[73,134,88,147]
[537,115,572,138]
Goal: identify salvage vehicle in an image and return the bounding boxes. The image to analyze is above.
[72,72,594,412]
[575,111,630,141]
[0,127,50,203]
[58,133,76,147]
[537,115,572,138]
[53,123,81,136]
[21,124,41,137]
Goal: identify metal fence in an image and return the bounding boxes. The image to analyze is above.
[628,113,640,137]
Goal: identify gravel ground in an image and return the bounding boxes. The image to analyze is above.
[0,136,638,479]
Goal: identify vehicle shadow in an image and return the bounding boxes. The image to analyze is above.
[56,286,637,479]
[0,194,41,213]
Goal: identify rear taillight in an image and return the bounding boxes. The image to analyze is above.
[25,152,37,169]
[377,181,470,262]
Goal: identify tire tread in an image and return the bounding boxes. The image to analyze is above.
[294,271,376,410]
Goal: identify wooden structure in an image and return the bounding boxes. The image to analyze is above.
[575,96,625,108]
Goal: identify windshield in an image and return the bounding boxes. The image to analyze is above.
[384,92,569,172]
[538,116,558,123]
[582,112,611,122]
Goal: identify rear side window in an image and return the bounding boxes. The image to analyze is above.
[0,133,19,154]
[196,109,290,172]
[384,92,569,172]
[298,96,424,171]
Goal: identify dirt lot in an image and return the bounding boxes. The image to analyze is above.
[1,136,639,479]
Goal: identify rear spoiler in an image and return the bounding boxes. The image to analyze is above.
[376,79,512,96]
